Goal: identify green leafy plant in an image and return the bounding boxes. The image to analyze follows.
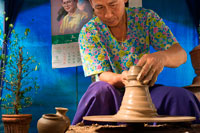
[0,18,39,114]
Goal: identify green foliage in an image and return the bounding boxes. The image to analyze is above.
[0,22,40,114]
[5,17,8,21]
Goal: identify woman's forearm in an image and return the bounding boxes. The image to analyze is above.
[99,71,125,89]
[162,43,187,68]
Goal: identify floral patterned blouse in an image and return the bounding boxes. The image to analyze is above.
[79,7,178,77]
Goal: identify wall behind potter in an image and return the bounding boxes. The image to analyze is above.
[143,0,198,87]
[0,0,91,132]
[16,1,92,132]
[0,0,4,131]
[0,0,3,46]
[0,0,198,132]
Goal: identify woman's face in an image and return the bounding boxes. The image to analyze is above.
[90,0,127,27]
[62,0,77,13]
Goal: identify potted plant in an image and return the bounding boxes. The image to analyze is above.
[0,19,39,133]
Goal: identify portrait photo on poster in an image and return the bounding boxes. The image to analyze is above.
[51,0,93,35]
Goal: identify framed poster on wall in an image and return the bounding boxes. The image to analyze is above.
[51,0,93,68]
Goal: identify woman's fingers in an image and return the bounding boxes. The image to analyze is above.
[137,54,150,81]
[137,62,152,82]
[136,52,165,86]
[121,71,128,85]
[149,66,164,86]
[142,67,156,85]
[149,70,160,87]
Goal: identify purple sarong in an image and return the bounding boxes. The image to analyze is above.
[72,81,200,125]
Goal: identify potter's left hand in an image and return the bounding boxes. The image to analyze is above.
[136,51,166,86]
[121,70,128,86]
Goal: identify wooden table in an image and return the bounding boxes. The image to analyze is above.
[66,122,200,133]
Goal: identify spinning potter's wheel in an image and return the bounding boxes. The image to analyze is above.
[83,66,195,123]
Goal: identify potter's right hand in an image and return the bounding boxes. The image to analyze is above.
[136,51,166,86]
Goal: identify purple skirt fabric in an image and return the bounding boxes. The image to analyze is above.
[72,81,200,125]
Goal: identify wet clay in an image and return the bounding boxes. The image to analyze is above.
[114,66,158,119]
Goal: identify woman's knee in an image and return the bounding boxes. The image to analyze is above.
[87,81,115,97]
[166,86,193,100]
[151,85,192,99]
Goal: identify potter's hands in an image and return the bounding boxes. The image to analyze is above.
[136,51,166,86]
[121,71,128,86]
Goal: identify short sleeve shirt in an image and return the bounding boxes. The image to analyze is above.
[79,7,178,77]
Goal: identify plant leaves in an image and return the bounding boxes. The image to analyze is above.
[1,26,40,114]
[24,28,30,36]
[5,17,9,21]
[3,34,6,40]
[11,29,15,34]
[35,65,38,71]
[0,54,6,60]
[9,24,13,28]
